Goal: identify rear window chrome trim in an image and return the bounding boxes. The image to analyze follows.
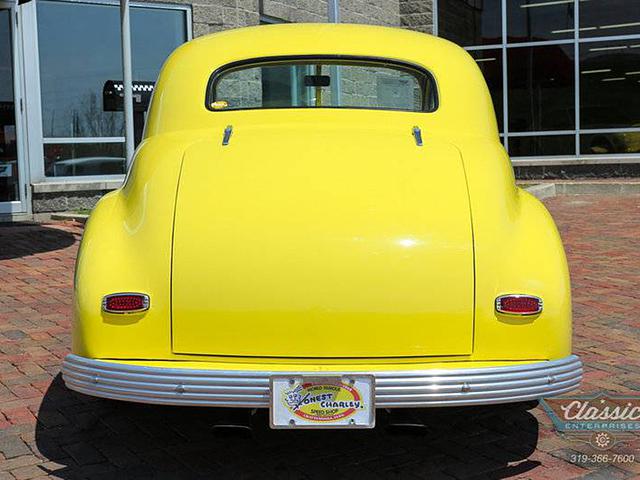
[205,54,439,113]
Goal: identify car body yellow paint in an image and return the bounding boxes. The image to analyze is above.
[72,24,573,375]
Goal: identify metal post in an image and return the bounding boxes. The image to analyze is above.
[432,0,438,36]
[574,0,581,158]
[501,0,509,154]
[328,0,341,106]
[120,0,135,166]
[328,0,339,22]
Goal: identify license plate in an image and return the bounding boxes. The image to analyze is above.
[270,375,375,429]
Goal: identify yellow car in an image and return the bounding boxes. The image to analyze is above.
[62,23,582,429]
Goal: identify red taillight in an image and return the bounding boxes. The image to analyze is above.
[102,293,150,313]
[495,295,542,315]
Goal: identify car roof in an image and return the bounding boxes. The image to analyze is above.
[145,23,498,139]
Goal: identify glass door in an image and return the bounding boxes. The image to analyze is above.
[0,3,27,214]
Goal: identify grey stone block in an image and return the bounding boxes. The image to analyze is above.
[193,22,212,37]
[238,0,259,11]
[222,6,240,26]
[192,4,224,24]
[263,2,292,21]
[400,0,431,15]
[32,191,111,213]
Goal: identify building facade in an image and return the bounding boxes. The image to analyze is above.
[0,0,637,219]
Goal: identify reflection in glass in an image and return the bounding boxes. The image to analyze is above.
[580,41,640,129]
[44,143,126,177]
[438,0,501,46]
[507,0,574,43]
[509,135,575,156]
[469,49,503,131]
[580,0,640,38]
[508,45,575,132]
[37,1,186,138]
[131,9,187,81]
[261,65,312,108]
[581,133,640,155]
[0,9,18,202]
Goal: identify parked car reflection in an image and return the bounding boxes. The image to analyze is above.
[49,156,126,177]
[44,142,126,177]
[580,107,640,155]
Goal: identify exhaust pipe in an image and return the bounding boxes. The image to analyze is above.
[384,409,430,435]
[210,409,256,437]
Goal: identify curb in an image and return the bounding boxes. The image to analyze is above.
[50,213,89,224]
[523,182,640,199]
[554,182,640,195]
[523,183,557,200]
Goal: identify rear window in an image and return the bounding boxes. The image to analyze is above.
[206,56,438,112]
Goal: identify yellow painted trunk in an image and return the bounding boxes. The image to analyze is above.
[171,123,474,357]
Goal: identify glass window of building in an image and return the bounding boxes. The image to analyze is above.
[468,49,503,131]
[579,0,640,39]
[580,40,640,129]
[0,10,18,202]
[437,0,501,46]
[507,0,575,43]
[507,44,575,132]
[580,40,640,156]
[509,135,575,157]
[37,0,188,177]
[438,0,640,159]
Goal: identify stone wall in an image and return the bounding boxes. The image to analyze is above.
[152,0,261,37]
[399,0,433,33]
[148,0,437,56]
[340,0,400,26]
[261,0,402,26]
[32,190,113,214]
[514,163,640,180]
[184,0,406,34]
[262,0,328,23]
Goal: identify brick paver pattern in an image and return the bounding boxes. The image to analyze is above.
[0,194,639,479]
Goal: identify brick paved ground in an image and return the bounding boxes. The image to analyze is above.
[0,194,639,479]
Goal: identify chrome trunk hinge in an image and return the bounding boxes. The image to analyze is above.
[412,126,423,147]
[222,125,233,146]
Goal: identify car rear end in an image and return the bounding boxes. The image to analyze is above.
[62,24,582,429]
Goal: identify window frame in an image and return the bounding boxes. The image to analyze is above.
[205,55,439,114]
[436,0,640,165]
[22,0,192,184]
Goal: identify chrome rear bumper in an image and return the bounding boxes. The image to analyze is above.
[62,354,582,408]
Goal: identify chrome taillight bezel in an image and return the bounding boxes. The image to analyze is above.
[495,294,543,316]
[102,293,150,314]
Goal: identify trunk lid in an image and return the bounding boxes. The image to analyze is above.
[171,124,474,357]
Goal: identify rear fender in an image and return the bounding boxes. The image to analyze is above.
[459,139,572,361]
[72,134,191,358]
